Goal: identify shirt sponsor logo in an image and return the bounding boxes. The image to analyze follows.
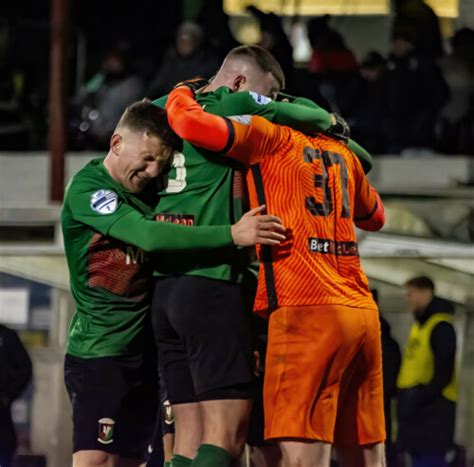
[97,418,115,444]
[125,246,145,265]
[229,114,251,125]
[156,213,195,226]
[90,190,118,215]
[249,91,271,105]
[308,238,359,256]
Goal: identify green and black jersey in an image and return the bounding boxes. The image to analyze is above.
[152,87,373,281]
[62,158,234,358]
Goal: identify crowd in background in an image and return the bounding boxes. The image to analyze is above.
[1,0,474,155]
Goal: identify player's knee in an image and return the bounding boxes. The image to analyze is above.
[73,449,116,467]
[227,436,247,459]
[281,455,305,467]
[361,442,386,467]
[280,442,330,467]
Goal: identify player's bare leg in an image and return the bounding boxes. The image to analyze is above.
[279,440,331,467]
[172,402,203,459]
[248,444,282,467]
[73,451,119,467]
[163,432,175,464]
[337,442,386,467]
[199,399,253,458]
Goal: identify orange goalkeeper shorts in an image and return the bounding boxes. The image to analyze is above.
[263,304,386,446]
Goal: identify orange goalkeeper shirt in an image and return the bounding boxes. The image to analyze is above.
[166,87,384,315]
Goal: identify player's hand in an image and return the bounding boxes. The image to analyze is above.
[326,113,351,144]
[231,205,286,247]
[173,77,209,95]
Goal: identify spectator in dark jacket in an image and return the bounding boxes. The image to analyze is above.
[197,0,241,61]
[146,21,219,99]
[436,28,474,155]
[371,289,401,467]
[392,0,444,61]
[340,51,388,153]
[306,15,358,112]
[397,276,457,467]
[71,47,144,150]
[0,324,32,467]
[306,15,358,76]
[0,51,30,150]
[384,32,449,153]
[246,5,294,90]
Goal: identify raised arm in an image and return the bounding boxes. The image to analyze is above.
[166,86,233,153]
[166,86,288,166]
[353,174,385,232]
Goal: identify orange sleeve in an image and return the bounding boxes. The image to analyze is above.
[165,87,232,152]
[353,161,385,231]
[166,86,290,166]
[226,115,290,165]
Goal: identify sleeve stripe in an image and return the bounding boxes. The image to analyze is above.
[250,164,279,311]
[354,200,378,222]
[221,117,235,154]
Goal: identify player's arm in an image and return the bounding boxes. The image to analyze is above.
[275,92,373,173]
[67,183,285,250]
[165,86,234,153]
[152,95,167,109]
[222,90,333,135]
[353,162,385,231]
[166,86,287,166]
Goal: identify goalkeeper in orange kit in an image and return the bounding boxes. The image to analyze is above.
[165,83,387,467]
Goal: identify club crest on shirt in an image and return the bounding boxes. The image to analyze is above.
[249,91,271,105]
[229,114,251,125]
[90,190,118,215]
[163,400,175,425]
[97,418,115,444]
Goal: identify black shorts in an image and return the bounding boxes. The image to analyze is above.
[64,353,159,459]
[152,275,255,404]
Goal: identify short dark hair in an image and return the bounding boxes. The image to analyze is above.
[404,276,435,292]
[226,45,286,91]
[116,101,182,152]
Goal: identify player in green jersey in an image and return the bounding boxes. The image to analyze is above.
[61,100,285,467]
[151,46,377,467]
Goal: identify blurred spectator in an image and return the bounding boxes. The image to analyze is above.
[340,51,388,153]
[384,32,449,153]
[197,0,240,61]
[0,324,32,467]
[306,16,358,112]
[0,31,30,150]
[146,21,219,99]
[246,5,294,90]
[397,276,457,467]
[392,0,444,61]
[436,28,474,155]
[371,289,401,467]
[306,15,358,76]
[71,47,144,150]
